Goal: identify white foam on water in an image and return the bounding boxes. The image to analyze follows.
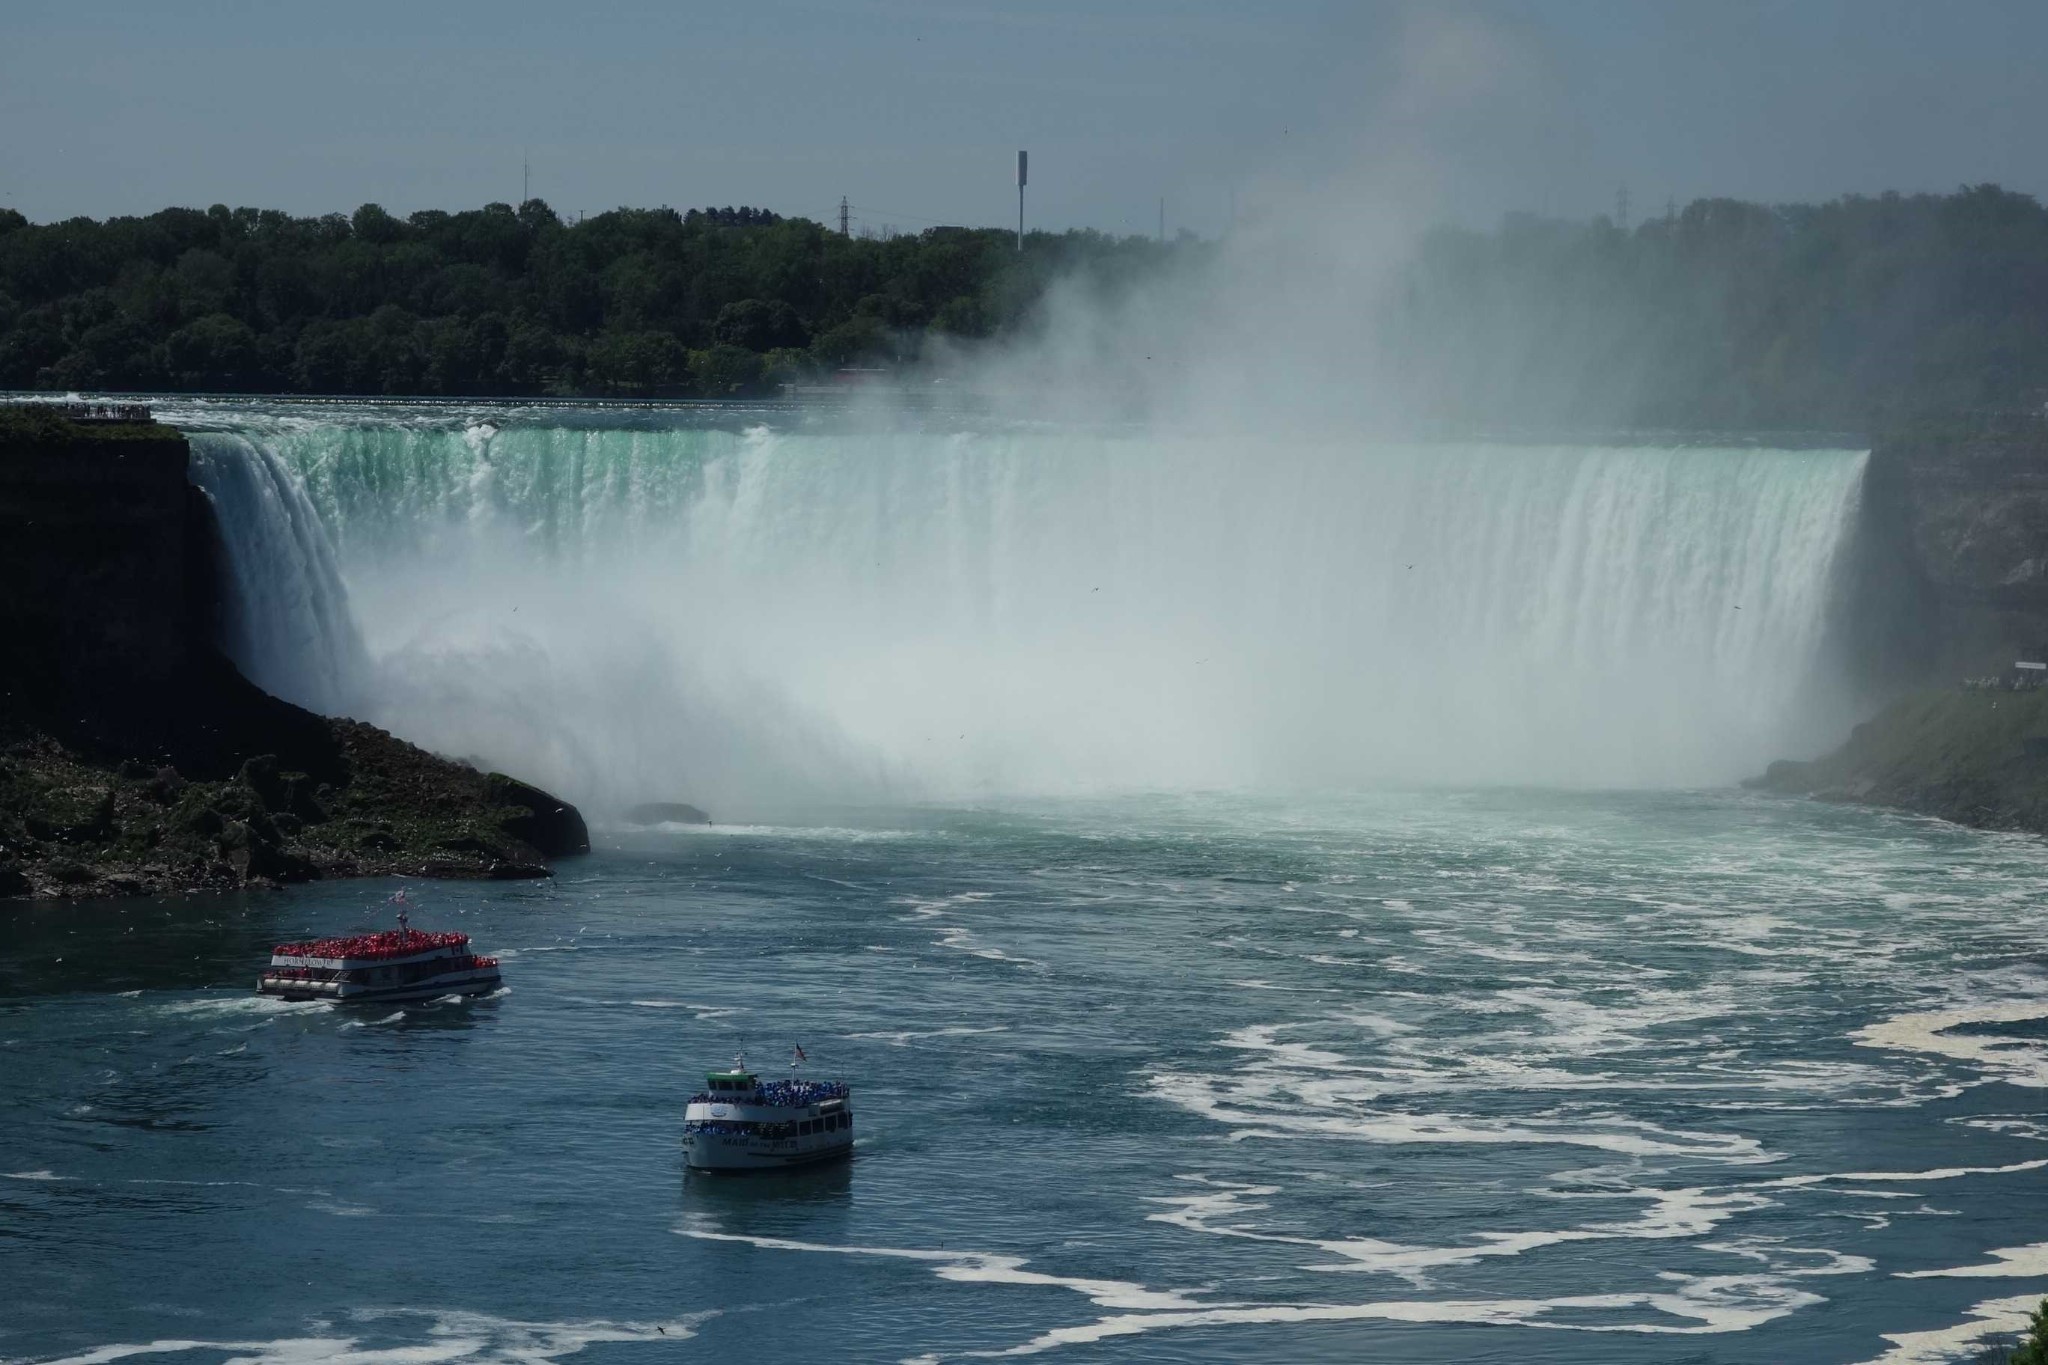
[338,1012,407,1031]
[843,1026,1010,1046]
[1854,1002,2048,1088]
[932,927,1040,967]
[1764,1158,2048,1189]
[610,822,924,841]
[1954,1115,2048,1142]
[903,1277,1822,1362]
[1897,1241,2048,1279]
[2,1170,69,1181]
[1148,1070,1771,1161]
[672,1223,1205,1312]
[1147,1175,1779,1287]
[1849,1293,2042,1365]
[158,996,327,1019]
[895,891,994,920]
[0,1306,715,1365]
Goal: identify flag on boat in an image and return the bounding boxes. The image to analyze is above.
[794,1044,807,1063]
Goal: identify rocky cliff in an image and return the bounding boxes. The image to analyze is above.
[1845,414,2048,688]
[0,405,588,900]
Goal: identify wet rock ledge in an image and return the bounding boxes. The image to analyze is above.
[0,403,587,900]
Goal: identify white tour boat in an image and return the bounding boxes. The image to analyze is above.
[682,1061,854,1171]
[256,905,501,1003]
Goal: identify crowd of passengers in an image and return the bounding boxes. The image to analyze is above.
[684,1112,853,1139]
[688,1079,851,1106]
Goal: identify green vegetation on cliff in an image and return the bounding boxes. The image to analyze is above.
[1752,688,2048,834]
[0,659,589,900]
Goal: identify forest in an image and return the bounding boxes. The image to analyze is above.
[3,184,2048,425]
[0,200,1182,399]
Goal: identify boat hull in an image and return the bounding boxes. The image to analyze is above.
[683,1131,854,1171]
[257,968,502,1004]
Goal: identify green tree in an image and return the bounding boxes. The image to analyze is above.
[713,298,807,351]
[2012,1298,2048,1365]
[587,329,687,392]
[688,342,764,396]
[165,313,257,389]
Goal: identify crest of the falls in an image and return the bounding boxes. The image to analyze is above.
[178,410,1868,810]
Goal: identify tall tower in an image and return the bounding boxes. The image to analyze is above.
[1017,150,1028,252]
[839,196,850,238]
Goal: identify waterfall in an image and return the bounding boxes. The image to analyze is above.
[187,431,371,717]
[177,408,1869,809]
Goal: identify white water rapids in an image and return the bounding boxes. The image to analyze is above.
[182,410,1868,811]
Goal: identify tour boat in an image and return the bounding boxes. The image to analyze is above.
[683,1062,854,1171]
[256,905,501,1003]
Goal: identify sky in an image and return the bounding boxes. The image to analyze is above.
[4,0,2047,237]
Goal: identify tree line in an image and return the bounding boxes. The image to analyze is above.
[1389,183,2048,429]
[4,185,2048,424]
[0,199,1181,398]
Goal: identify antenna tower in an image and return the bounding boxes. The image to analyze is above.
[522,150,529,206]
[1016,150,1028,252]
[839,196,850,238]
[1158,197,1164,243]
[1615,182,1630,231]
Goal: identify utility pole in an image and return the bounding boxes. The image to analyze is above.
[522,149,529,206]
[1016,150,1027,252]
[839,196,850,238]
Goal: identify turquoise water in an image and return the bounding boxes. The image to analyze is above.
[7,790,2048,1364]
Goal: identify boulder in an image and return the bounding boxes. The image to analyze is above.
[623,801,712,826]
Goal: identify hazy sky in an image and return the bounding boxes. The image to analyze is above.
[5,0,2046,236]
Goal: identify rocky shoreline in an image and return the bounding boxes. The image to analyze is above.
[1749,688,2048,836]
[1,403,587,901]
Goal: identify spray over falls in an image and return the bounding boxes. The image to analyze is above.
[185,413,1868,810]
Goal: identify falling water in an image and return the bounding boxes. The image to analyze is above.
[177,407,1868,811]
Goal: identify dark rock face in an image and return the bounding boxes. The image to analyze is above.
[623,801,712,826]
[0,415,199,707]
[0,410,589,900]
[1846,416,2048,688]
[485,774,592,856]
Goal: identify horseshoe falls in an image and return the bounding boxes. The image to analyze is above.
[177,407,1867,812]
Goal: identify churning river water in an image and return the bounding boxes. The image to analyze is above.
[8,791,2048,1364]
[4,402,2044,1361]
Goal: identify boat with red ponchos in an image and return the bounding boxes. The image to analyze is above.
[257,902,501,1003]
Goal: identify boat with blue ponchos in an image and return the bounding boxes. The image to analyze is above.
[683,1060,854,1171]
